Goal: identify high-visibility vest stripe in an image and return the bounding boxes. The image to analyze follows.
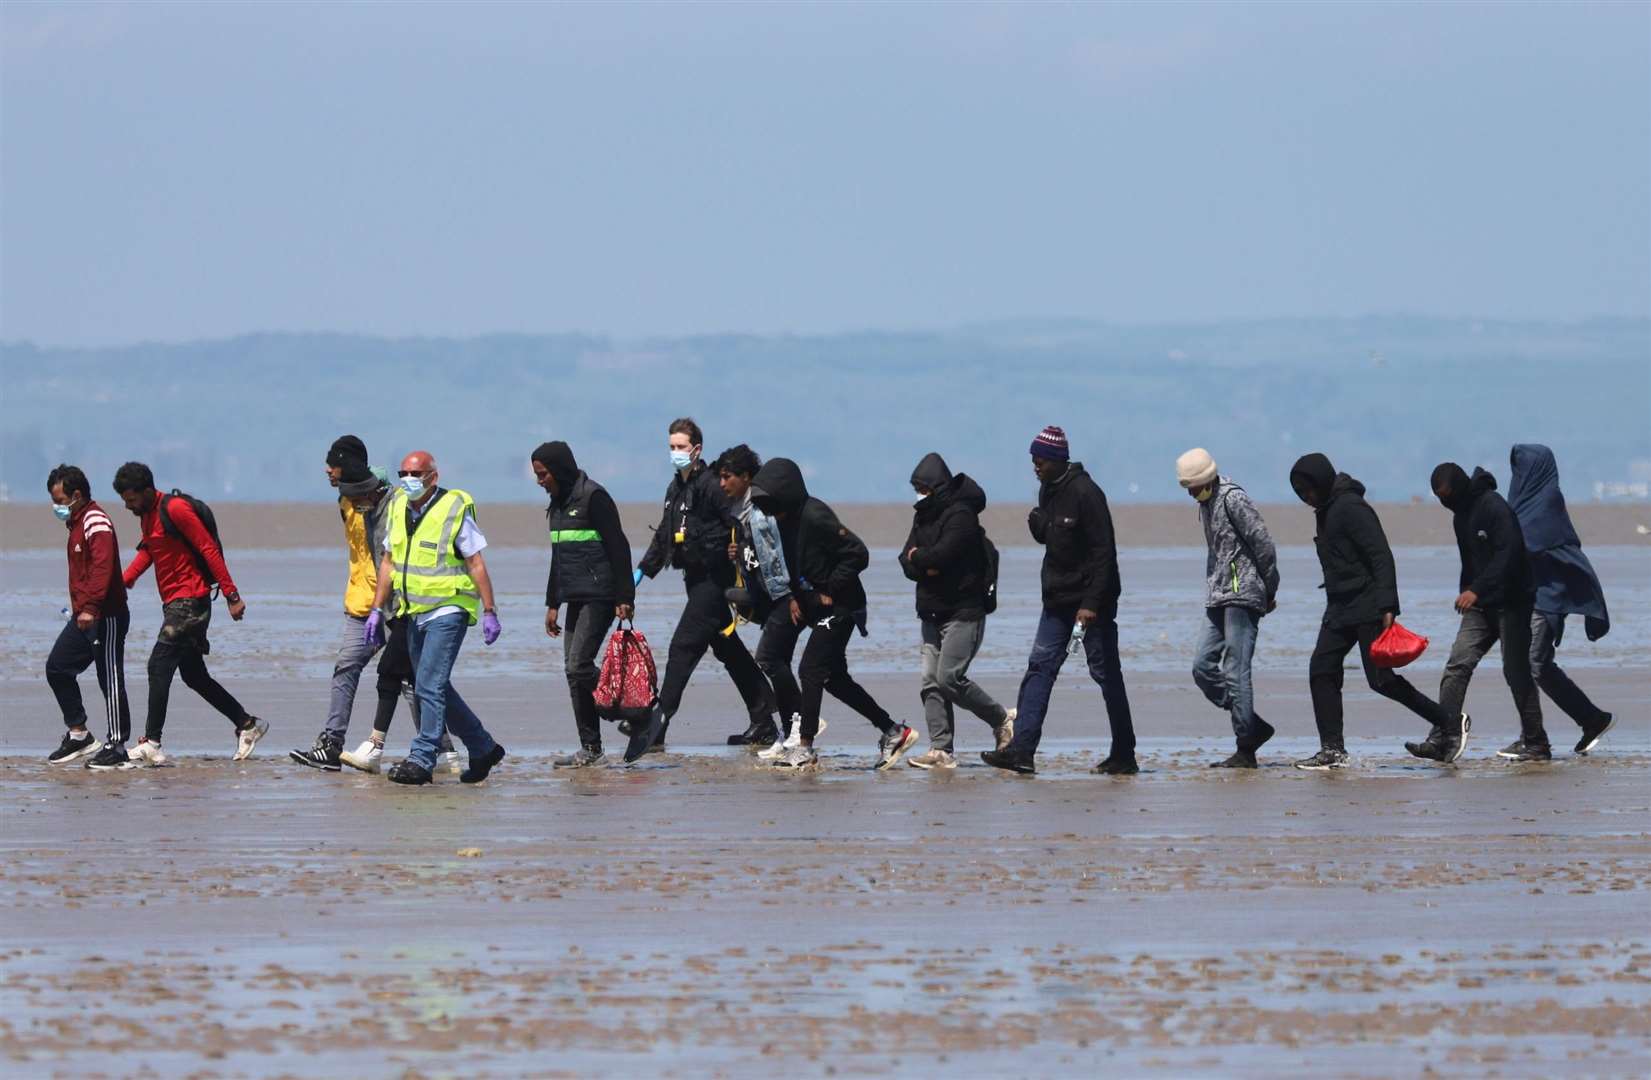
[548,528,602,543]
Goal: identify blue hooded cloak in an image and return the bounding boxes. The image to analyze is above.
[1507,444,1609,642]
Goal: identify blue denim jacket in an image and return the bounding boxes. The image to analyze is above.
[740,497,791,601]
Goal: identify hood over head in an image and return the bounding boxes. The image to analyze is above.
[531,441,582,499]
[910,452,952,493]
[749,457,808,515]
[1289,453,1337,505]
[1508,443,1577,552]
[1430,462,1472,511]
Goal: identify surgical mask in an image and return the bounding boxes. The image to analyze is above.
[399,475,426,499]
[52,502,74,523]
[1194,487,1215,503]
[670,450,694,471]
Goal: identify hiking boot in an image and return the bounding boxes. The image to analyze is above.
[625,708,666,764]
[993,709,1016,752]
[1575,714,1614,755]
[980,748,1035,775]
[386,760,432,785]
[1210,749,1257,769]
[48,731,100,765]
[908,748,957,770]
[727,719,780,747]
[233,717,269,761]
[289,733,343,772]
[1497,740,1552,763]
[771,744,819,769]
[340,738,385,773]
[1093,756,1139,776]
[554,746,606,769]
[460,744,506,784]
[127,738,170,768]
[1293,748,1350,771]
[876,724,919,771]
[85,744,133,771]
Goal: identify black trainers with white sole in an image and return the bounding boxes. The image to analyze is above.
[1293,748,1350,771]
[85,744,132,770]
[289,733,343,772]
[1496,740,1552,763]
[48,731,100,765]
[1574,715,1614,756]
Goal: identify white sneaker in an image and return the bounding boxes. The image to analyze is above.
[128,739,170,768]
[995,709,1016,752]
[772,744,819,769]
[340,739,385,773]
[759,715,805,761]
[908,748,957,770]
[436,750,461,776]
[233,718,269,761]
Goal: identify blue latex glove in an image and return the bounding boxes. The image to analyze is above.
[363,609,385,648]
[481,610,502,646]
[632,568,644,586]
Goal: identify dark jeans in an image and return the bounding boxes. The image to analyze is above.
[1308,617,1448,750]
[46,612,132,746]
[1439,603,1542,745]
[798,609,892,741]
[1008,604,1135,759]
[1529,611,1608,734]
[1192,605,1264,749]
[563,601,615,750]
[146,597,249,743]
[657,576,775,725]
[753,601,804,726]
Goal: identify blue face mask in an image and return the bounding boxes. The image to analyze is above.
[399,475,426,500]
[670,450,694,472]
[52,502,74,523]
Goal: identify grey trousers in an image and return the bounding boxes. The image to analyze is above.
[324,613,380,739]
[1529,611,1608,733]
[1438,603,1543,745]
[920,615,1008,752]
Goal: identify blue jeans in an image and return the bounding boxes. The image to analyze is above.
[1192,605,1263,748]
[406,612,497,770]
[1009,604,1135,758]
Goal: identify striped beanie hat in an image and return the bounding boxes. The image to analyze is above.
[1030,425,1070,462]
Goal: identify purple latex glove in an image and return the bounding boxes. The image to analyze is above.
[363,609,385,648]
[481,610,502,646]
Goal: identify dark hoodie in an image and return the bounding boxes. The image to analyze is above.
[1507,443,1608,640]
[1433,463,1532,610]
[750,457,870,626]
[1290,454,1400,628]
[1027,461,1120,611]
[533,441,633,608]
[898,453,990,620]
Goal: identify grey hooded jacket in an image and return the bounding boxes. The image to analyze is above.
[1198,476,1280,613]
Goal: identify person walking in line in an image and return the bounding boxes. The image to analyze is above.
[635,418,777,753]
[717,444,795,752]
[1176,448,1281,769]
[44,464,133,770]
[1288,453,1457,770]
[899,452,1013,770]
[1417,462,1541,763]
[1506,444,1614,757]
[115,462,265,767]
[531,441,643,768]
[981,426,1136,777]
[750,457,917,770]
[366,451,507,786]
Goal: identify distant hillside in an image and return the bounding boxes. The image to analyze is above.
[3,318,1646,505]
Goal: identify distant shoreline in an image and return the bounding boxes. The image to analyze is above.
[4,501,1646,552]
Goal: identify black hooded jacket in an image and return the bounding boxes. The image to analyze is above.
[638,459,740,587]
[1443,466,1533,610]
[898,453,990,620]
[750,457,870,625]
[534,442,633,608]
[1296,465,1402,628]
[1026,462,1120,611]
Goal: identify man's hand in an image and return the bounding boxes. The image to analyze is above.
[227,596,247,621]
[75,611,95,631]
[1076,608,1098,627]
[1453,590,1478,615]
[363,609,385,648]
[727,542,739,563]
[789,597,803,626]
[615,603,633,621]
[817,593,834,607]
[482,611,502,646]
[544,608,561,638]
[1265,597,1278,615]
[926,568,940,577]
[1382,611,1396,629]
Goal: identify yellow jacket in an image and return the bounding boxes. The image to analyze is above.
[341,498,378,617]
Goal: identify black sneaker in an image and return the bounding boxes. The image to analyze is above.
[1093,756,1139,776]
[1497,740,1552,763]
[460,744,506,784]
[727,719,780,747]
[1574,715,1614,755]
[85,744,132,770]
[1437,713,1471,764]
[289,733,343,772]
[980,748,1036,775]
[1294,748,1350,771]
[553,746,605,768]
[48,731,100,765]
[1404,735,1444,761]
[386,760,433,785]
[625,708,666,764]
[1242,717,1276,754]
[1210,749,1257,769]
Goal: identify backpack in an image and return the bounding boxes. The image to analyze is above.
[980,531,1000,615]
[592,622,660,723]
[152,490,224,597]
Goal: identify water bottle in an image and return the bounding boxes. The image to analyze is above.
[1067,621,1087,656]
[60,606,73,621]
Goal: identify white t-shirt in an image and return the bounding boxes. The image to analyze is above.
[383,503,488,625]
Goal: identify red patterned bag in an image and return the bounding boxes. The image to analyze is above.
[592,623,659,722]
[1370,621,1429,669]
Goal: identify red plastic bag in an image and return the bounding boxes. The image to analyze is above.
[592,623,659,722]
[1370,621,1429,669]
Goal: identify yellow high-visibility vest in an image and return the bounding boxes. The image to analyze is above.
[386,488,481,624]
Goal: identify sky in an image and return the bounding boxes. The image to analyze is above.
[2,1,1647,346]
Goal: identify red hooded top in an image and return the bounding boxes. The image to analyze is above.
[67,500,129,620]
[122,495,239,603]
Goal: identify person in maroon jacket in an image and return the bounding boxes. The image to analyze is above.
[45,465,135,770]
[114,462,265,767]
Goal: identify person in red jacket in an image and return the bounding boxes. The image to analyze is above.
[45,465,134,770]
[114,462,265,767]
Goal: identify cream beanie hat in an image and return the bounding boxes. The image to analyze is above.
[1176,448,1218,488]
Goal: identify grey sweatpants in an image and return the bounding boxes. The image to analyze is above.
[323,613,381,739]
[920,615,1008,752]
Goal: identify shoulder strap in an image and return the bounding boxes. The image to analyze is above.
[1221,491,1259,572]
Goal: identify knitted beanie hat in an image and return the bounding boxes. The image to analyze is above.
[1176,447,1218,488]
[1030,425,1070,462]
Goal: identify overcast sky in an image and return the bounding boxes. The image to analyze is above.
[2,1,1647,346]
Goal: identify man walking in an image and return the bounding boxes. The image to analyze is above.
[982,426,1136,776]
[1414,463,1539,763]
[717,445,793,750]
[1176,448,1280,769]
[44,464,133,770]
[899,452,1013,769]
[1289,453,1456,770]
[1506,444,1614,757]
[115,462,265,766]
[367,451,507,786]
[531,441,641,768]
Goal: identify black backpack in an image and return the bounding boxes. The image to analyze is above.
[157,489,224,596]
[980,531,1000,615]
